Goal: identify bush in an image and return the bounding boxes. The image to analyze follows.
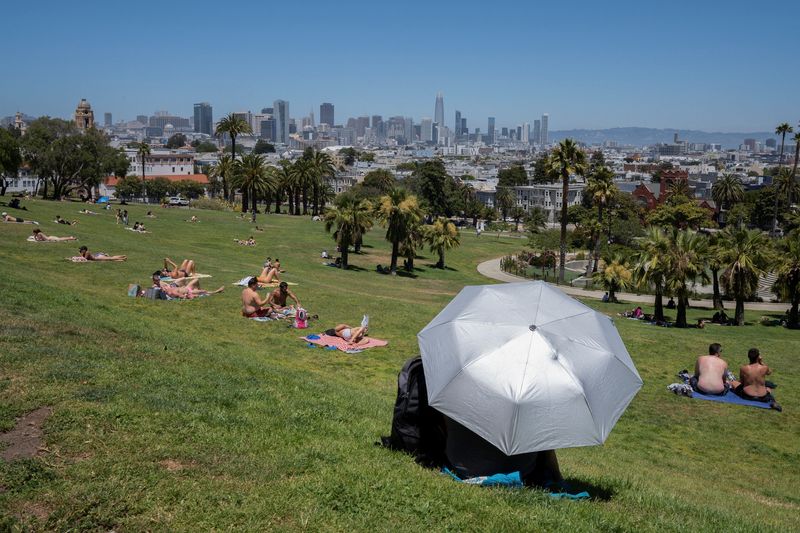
[575,251,586,260]
[190,197,233,211]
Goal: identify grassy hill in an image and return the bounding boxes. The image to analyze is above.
[0,199,797,531]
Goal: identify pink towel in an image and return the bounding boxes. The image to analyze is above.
[302,334,388,352]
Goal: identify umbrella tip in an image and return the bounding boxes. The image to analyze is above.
[529,325,537,332]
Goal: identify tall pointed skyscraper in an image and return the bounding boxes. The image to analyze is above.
[434,92,444,130]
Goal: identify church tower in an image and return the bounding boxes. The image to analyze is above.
[74,98,95,130]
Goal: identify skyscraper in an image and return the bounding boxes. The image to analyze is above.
[434,92,444,130]
[533,120,541,144]
[521,122,530,143]
[320,103,334,127]
[455,110,461,137]
[421,118,433,143]
[488,117,495,143]
[193,102,213,135]
[273,99,289,143]
[104,112,112,127]
[461,118,467,137]
[541,113,549,145]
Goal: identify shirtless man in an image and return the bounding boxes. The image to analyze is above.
[730,348,782,411]
[241,277,273,317]
[79,245,127,262]
[689,343,730,395]
[266,281,300,313]
[3,212,38,225]
[32,228,76,242]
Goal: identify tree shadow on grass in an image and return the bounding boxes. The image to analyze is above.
[341,264,368,272]
[425,264,458,272]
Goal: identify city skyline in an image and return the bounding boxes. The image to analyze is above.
[1,1,798,132]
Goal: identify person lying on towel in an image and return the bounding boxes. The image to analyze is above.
[689,343,731,395]
[153,272,224,299]
[730,348,782,411]
[326,324,368,346]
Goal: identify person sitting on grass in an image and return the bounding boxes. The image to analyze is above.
[55,215,77,225]
[266,281,301,314]
[326,324,369,345]
[188,215,199,223]
[234,236,256,246]
[241,276,275,318]
[79,245,127,262]
[730,348,782,411]
[132,221,148,233]
[146,210,156,218]
[711,309,730,325]
[32,228,76,242]
[162,257,195,279]
[689,343,730,395]
[256,264,281,284]
[3,212,38,224]
[152,272,223,299]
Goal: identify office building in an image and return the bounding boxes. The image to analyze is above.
[461,118,467,136]
[488,117,495,143]
[320,103,334,127]
[521,122,530,143]
[541,113,549,145]
[193,102,213,135]
[533,120,541,144]
[421,118,433,142]
[501,127,508,138]
[455,110,461,137]
[434,92,444,130]
[273,99,289,144]
[259,118,275,141]
[136,114,148,125]
[104,112,112,127]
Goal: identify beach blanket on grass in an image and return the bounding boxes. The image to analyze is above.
[668,373,773,410]
[443,469,590,499]
[67,256,88,262]
[301,333,388,353]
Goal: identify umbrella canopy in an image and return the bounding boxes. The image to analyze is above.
[418,281,642,455]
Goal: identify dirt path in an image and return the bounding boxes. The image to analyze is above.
[0,407,52,461]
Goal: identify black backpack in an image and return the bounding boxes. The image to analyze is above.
[380,356,446,468]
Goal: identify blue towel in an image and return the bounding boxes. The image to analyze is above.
[691,389,772,409]
[443,467,523,487]
[306,334,321,340]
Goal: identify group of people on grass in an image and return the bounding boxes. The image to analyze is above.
[690,343,781,411]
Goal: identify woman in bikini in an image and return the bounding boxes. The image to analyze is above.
[162,257,196,278]
[152,272,223,299]
[32,229,76,242]
[327,324,368,345]
[256,265,281,284]
[79,246,127,261]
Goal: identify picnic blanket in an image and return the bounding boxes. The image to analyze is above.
[67,256,88,262]
[301,333,388,353]
[668,372,773,410]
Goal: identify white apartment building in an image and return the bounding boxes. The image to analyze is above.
[126,149,196,177]
[513,181,585,223]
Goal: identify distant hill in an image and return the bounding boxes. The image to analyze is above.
[549,127,775,150]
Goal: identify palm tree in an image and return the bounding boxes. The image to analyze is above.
[775,233,800,328]
[324,196,373,269]
[548,139,586,283]
[310,150,337,216]
[400,219,424,272]
[592,254,631,303]
[772,123,794,233]
[424,217,461,269]
[215,113,252,201]
[585,166,616,272]
[495,187,515,221]
[274,162,293,214]
[290,159,313,215]
[791,132,800,180]
[667,179,691,198]
[633,227,671,322]
[711,174,744,227]
[665,230,709,327]
[706,232,725,310]
[236,153,274,222]
[375,188,423,274]
[137,142,151,183]
[209,155,234,201]
[718,228,772,325]
[774,168,800,220]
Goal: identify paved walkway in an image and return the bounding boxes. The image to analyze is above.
[476,257,790,312]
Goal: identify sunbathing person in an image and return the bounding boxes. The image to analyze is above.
[152,272,223,299]
[256,265,281,284]
[234,236,256,246]
[729,348,782,411]
[188,215,199,223]
[326,324,369,345]
[162,257,196,278]
[79,245,127,262]
[241,276,275,318]
[131,222,148,232]
[32,228,76,242]
[3,212,38,224]
[266,281,300,313]
[146,211,156,218]
[689,343,730,395]
[55,215,77,225]
[78,209,97,215]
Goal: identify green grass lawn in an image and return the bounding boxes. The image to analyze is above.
[0,199,797,531]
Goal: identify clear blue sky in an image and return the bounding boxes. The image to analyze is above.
[3,0,798,132]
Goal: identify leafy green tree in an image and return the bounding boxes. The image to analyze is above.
[548,138,586,282]
[275,161,295,214]
[497,164,528,187]
[20,117,75,198]
[324,196,374,269]
[633,227,671,322]
[646,198,711,229]
[215,113,252,201]
[718,228,772,325]
[145,177,172,202]
[773,123,794,232]
[194,141,219,153]
[592,254,632,303]
[362,169,396,194]
[775,233,800,328]
[114,175,143,200]
[253,139,276,154]
[290,158,313,215]
[665,230,709,327]
[399,220,424,272]
[165,133,188,149]
[525,207,547,237]
[774,168,800,221]
[209,155,235,200]
[235,153,275,219]
[174,179,206,199]
[423,217,461,269]
[412,159,451,216]
[0,128,22,196]
[531,154,556,184]
[712,173,744,226]
[375,188,423,274]
[359,151,375,162]
[339,147,358,166]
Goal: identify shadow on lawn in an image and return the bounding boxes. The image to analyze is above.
[560,477,616,501]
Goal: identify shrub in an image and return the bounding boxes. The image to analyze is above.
[190,197,233,211]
